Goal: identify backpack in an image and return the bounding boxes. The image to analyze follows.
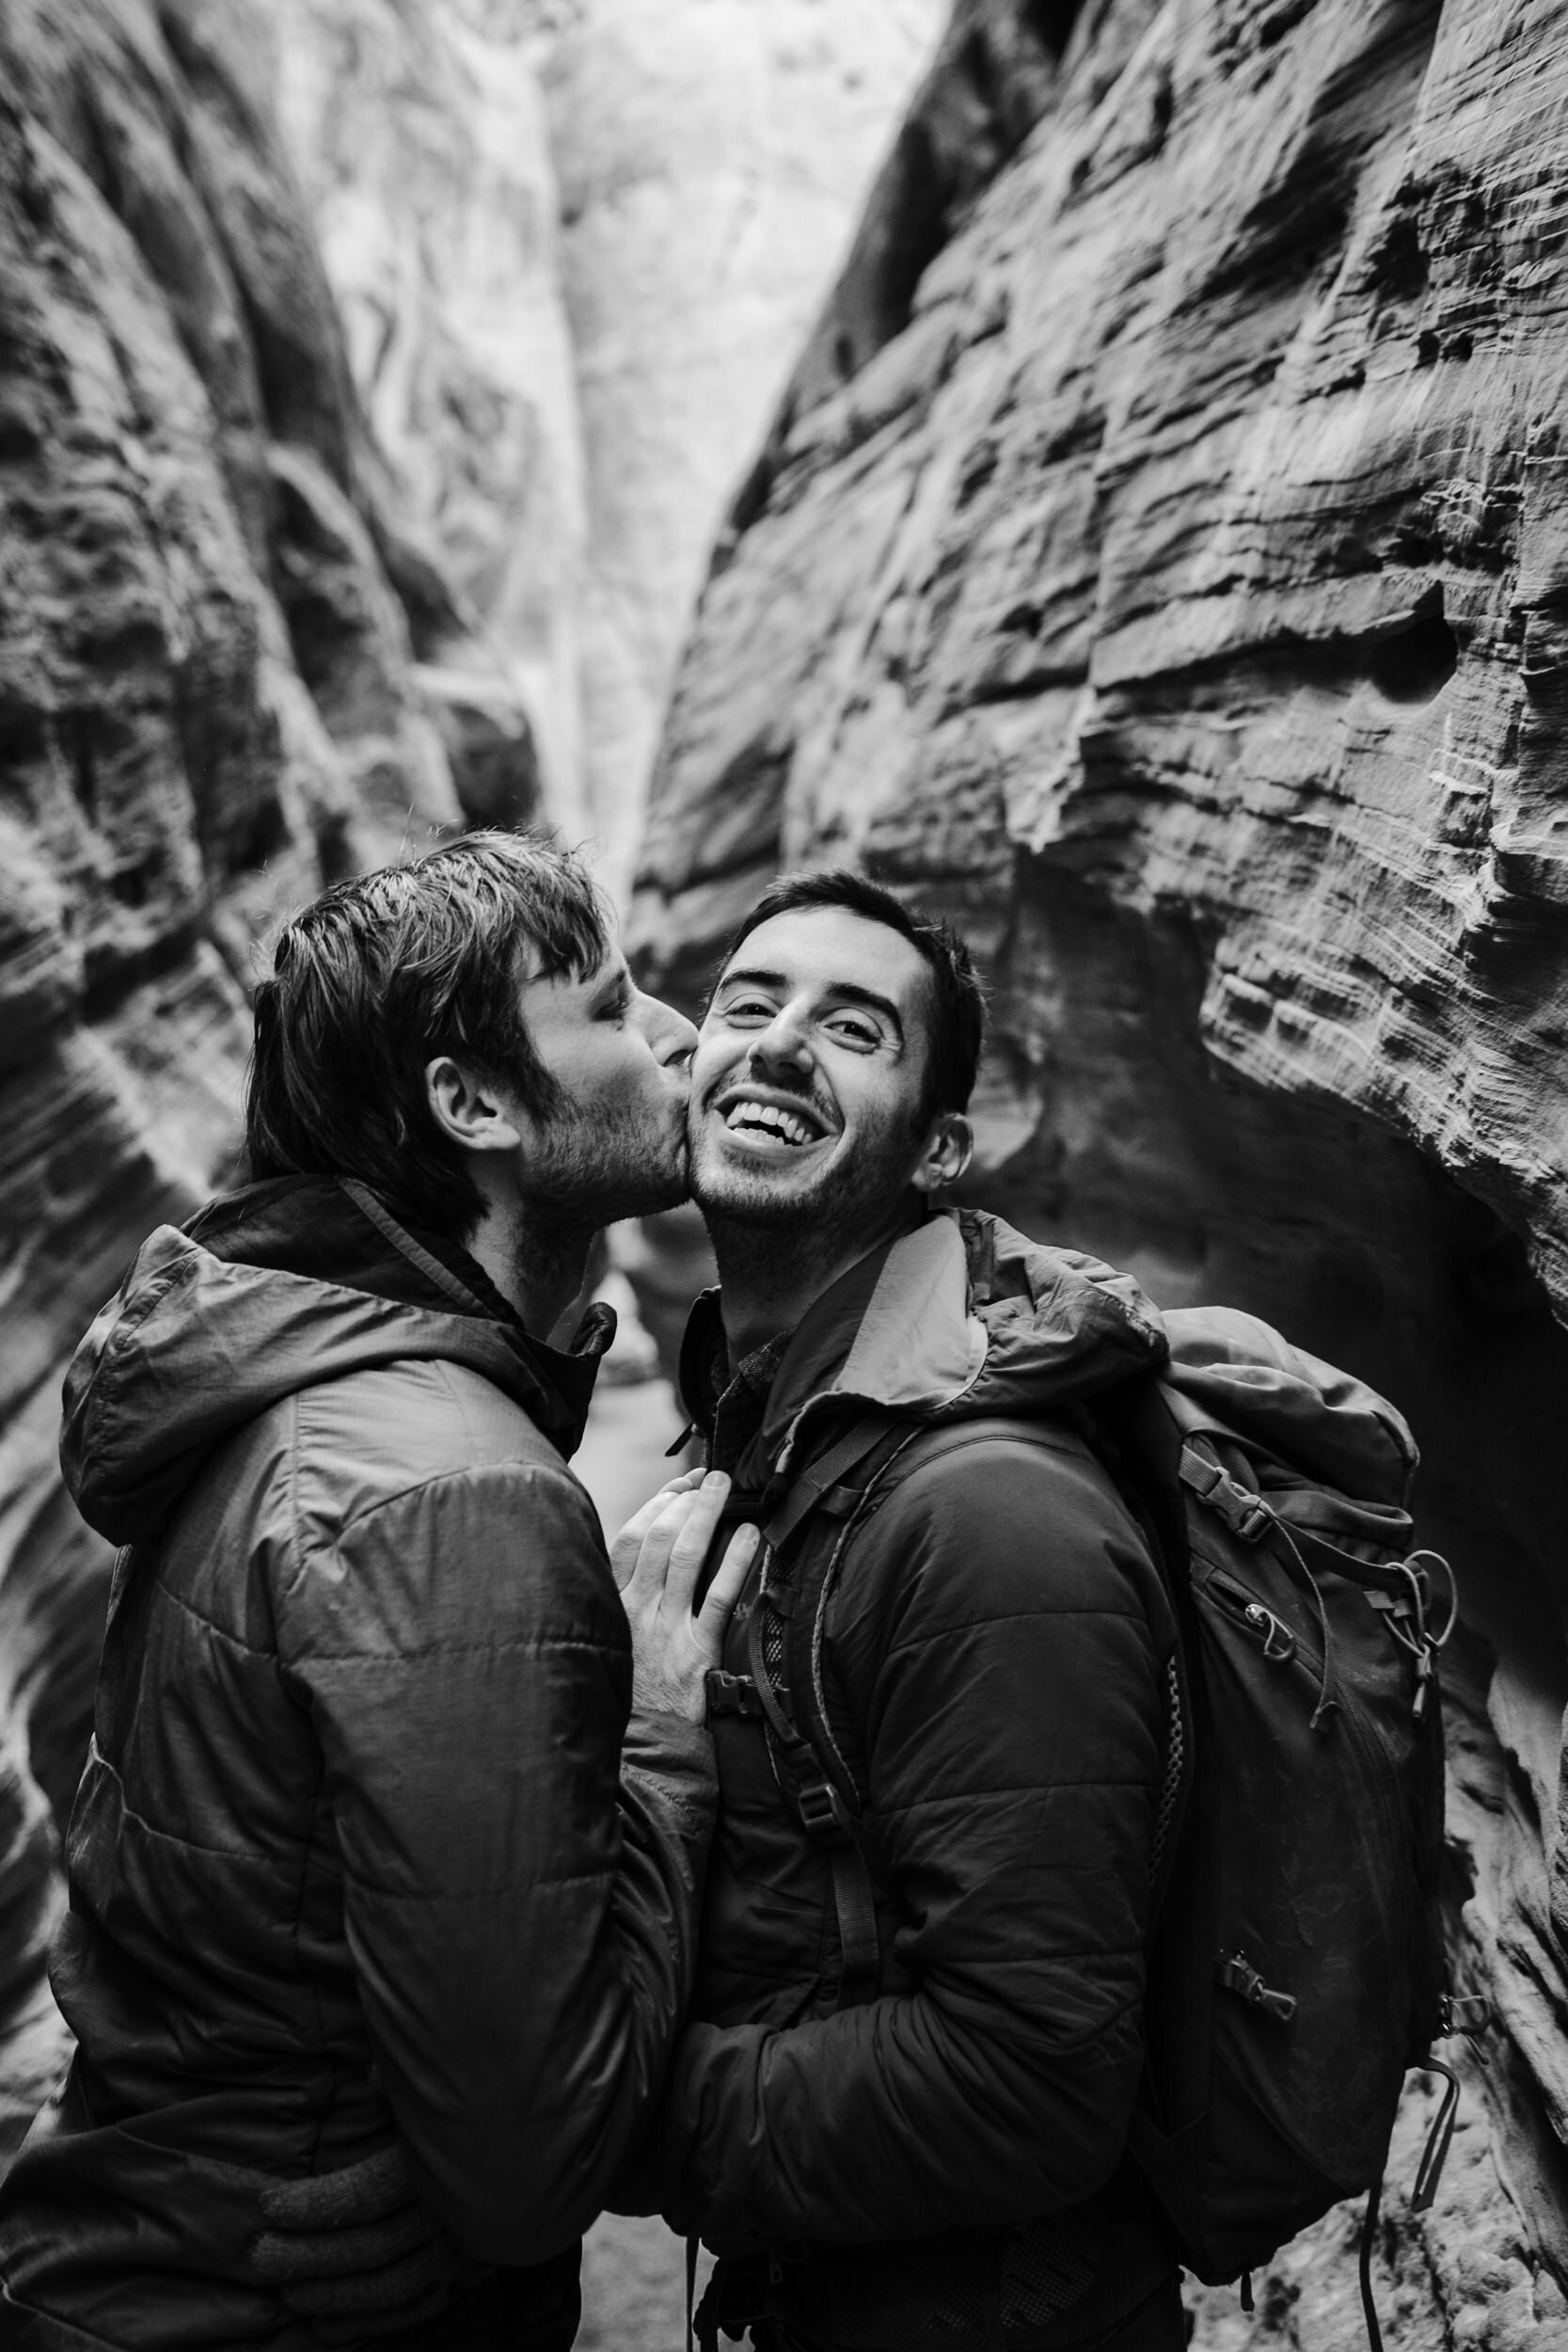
[731,1307,1484,2345]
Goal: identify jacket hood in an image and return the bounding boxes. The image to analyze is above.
[62,1177,611,1546]
[684,1206,1169,1479]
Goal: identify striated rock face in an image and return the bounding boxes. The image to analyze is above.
[271,0,949,889]
[270,0,950,889]
[634,0,1568,2329]
[273,0,577,826]
[0,0,475,2153]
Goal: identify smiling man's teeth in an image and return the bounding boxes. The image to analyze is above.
[724,1099,815,1146]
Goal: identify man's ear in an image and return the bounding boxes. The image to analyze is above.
[425,1056,524,1158]
[911,1111,974,1195]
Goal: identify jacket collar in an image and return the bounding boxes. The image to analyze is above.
[680,1206,1167,1492]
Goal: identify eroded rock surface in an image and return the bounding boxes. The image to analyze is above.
[275,0,952,883]
[633,0,1568,2328]
[274,0,575,825]
[0,0,473,2152]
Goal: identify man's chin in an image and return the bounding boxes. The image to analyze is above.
[690,1161,827,1229]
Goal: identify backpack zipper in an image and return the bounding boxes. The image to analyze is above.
[1207,1569,1298,1664]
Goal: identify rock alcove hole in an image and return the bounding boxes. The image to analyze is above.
[1369,604,1458,705]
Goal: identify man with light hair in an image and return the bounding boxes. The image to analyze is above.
[0,832,756,2349]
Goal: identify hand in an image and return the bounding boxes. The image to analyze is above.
[613,1470,760,1721]
[251,2141,471,2344]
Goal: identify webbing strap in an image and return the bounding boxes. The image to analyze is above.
[744,1411,916,2014]
[748,1591,882,2010]
[761,1413,900,1552]
[828,1836,880,2008]
[1411,2058,1462,2213]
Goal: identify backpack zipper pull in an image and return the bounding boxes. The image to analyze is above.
[1214,1949,1297,2022]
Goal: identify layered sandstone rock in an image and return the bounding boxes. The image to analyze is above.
[272,0,947,886]
[273,0,577,825]
[634,0,1568,2328]
[0,0,471,2147]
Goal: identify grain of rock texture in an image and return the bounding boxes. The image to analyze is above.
[274,0,571,827]
[542,0,947,889]
[0,0,467,2158]
[634,0,1568,2327]
[270,0,947,886]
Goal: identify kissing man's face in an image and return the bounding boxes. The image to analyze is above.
[497,949,697,1224]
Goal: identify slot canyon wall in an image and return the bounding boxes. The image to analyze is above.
[630,0,1568,2340]
[0,0,494,2149]
[269,0,946,888]
[4,0,1568,2342]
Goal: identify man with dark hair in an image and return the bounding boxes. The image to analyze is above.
[0,830,758,2349]
[639,867,1184,2351]
[265,865,1185,2350]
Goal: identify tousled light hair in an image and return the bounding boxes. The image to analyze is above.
[245,831,610,1238]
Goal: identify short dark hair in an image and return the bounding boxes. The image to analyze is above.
[719,868,985,1122]
[246,830,610,1237]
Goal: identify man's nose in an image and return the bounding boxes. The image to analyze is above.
[643,992,698,1071]
[748,1006,812,1074]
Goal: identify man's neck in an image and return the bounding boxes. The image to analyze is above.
[464,1200,596,1341]
[708,1198,920,1361]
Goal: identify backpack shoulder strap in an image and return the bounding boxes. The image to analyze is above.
[751,1409,1120,2009]
[1066,1373,1199,1921]
[745,1409,917,2008]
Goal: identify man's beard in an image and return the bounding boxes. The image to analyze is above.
[689,1093,922,1260]
[522,1084,689,1230]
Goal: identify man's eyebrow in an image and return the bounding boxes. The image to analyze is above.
[715,964,788,995]
[587,961,631,1005]
[716,965,904,1040]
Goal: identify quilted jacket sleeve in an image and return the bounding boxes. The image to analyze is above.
[276,1456,717,2265]
[653,1427,1169,2244]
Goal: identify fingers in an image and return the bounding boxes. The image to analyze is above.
[282,2246,446,2316]
[258,2144,412,2232]
[657,1473,735,1616]
[695,1523,761,1655]
[620,1471,730,1611]
[255,2208,429,2283]
[609,1470,706,1591]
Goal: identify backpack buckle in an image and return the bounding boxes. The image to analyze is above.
[705,1669,764,1720]
[798,1780,853,1841]
[1439,1992,1492,2038]
[1180,1444,1273,1542]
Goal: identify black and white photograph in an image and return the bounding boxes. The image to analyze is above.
[0,3,1562,2346]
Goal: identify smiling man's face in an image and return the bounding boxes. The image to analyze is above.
[689,905,939,1236]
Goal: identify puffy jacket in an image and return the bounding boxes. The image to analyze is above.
[655,1209,1181,2345]
[0,1178,717,2349]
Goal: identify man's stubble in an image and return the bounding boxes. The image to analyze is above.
[689,1089,926,1279]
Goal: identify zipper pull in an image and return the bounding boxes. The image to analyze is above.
[1214,1949,1298,2022]
[1244,1601,1295,1663]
